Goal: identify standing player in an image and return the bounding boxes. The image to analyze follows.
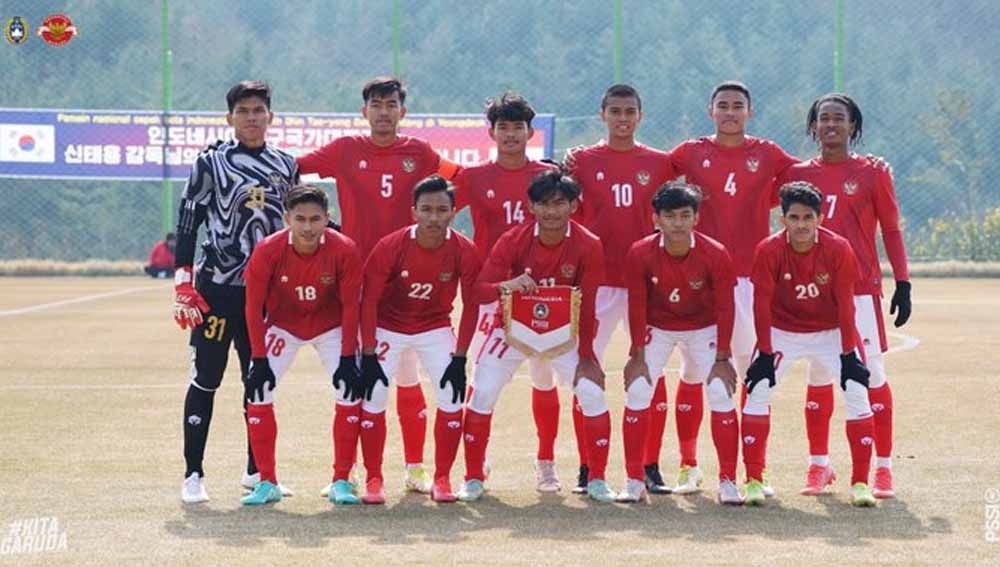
[298,77,460,493]
[240,185,363,506]
[619,183,740,504]
[778,93,911,498]
[354,176,481,504]
[564,84,676,494]
[458,171,615,503]
[452,92,562,492]
[743,182,876,507]
[175,81,299,503]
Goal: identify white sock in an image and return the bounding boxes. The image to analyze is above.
[810,455,830,467]
[876,457,892,469]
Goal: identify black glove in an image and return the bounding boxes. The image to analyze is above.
[360,354,389,402]
[840,352,870,390]
[326,219,342,231]
[245,357,275,403]
[744,352,776,395]
[439,356,468,405]
[332,355,361,402]
[889,280,911,327]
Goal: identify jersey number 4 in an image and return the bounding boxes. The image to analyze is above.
[724,172,737,196]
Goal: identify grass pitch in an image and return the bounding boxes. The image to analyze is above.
[0,277,997,565]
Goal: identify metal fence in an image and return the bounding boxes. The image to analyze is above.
[2,0,998,262]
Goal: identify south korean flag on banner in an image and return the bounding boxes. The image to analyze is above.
[0,124,56,162]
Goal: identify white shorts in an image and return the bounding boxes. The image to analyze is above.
[806,295,888,388]
[731,277,756,358]
[258,325,343,404]
[468,325,604,415]
[772,328,843,385]
[366,327,461,414]
[594,286,628,364]
[642,325,719,385]
[470,300,555,390]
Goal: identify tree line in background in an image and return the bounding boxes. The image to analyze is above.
[1,0,998,261]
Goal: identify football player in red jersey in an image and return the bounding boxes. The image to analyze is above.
[241,185,363,506]
[743,182,876,507]
[298,77,461,493]
[354,176,481,504]
[458,171,615,503]
[778,93,910,499]
[619,182,740,504]
[564,84,677,494]
[453,92,562,491]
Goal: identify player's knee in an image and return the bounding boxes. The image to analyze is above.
[843,382,872,419]
[574,378,608,417]
[866,356,887,389]
[468,379,502,415]
[706,378,735,413]
[435,384,461,414]
[191,349,226,391]
[807,372,834,387]
[624,378,654,411]
[362,382,389,414]
[743,384,772,416]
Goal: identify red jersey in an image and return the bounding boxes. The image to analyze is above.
[361,226,482,353]
[476,221,605,359]
[751,227,858,353]
[667,136,798,276]
[625,231,736,354]
[453,160,559,254]
[148,240,174,269]
[568,142,676,287]
[777,154,909,295]
[297,135,441,257]
[244,228,362,358]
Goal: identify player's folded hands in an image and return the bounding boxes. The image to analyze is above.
[332,355,362,402]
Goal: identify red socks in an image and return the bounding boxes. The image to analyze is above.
[396,384,427,466]
[463,410,492,481]
[532,387,560,461]
[246,403,277,483]
[332,402,360,481]
[584,412,612,481]
[359,409,387,482]
[622,407,649,480]
[741,413,770,482]
[846,416,875,484]
[711,409,739,482]
[572,395,588,467]
[868,382,894,459]
[675,381,704,467]
[805,384,834,457]
[434,409,463,481]
[643,375,668,465]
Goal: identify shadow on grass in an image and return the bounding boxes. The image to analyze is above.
[163,488,950,549]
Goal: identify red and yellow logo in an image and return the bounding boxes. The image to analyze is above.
[37,14,77,46]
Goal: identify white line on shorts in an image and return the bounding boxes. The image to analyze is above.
[0,286,160,318]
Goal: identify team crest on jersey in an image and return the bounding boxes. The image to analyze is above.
[689,279,704,290]
[560,264,576,278]
[246,186,267,209]
[746,158,760,173]
[636,170,651,186]
[596,171,605,181]
[843,180,858,195]
[37,13,77,46]
[815,272,831,285]
[439,271,453,282]
[533,302,550,320]
[402,157,416,173]
[702,159,711,168]
[320,274,335,285]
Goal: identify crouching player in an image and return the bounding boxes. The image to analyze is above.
[241,185,363,505]
[355,176,482,504]
[743,182,876,507]
[619,183,740,504]
[459,171,614,503]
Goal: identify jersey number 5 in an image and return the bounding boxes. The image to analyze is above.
[381,174,393,198]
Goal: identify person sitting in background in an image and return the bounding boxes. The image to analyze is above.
[146,233,176,278]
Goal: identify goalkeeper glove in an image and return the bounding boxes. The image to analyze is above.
[840,352,871,390]
[439,356,468,405]
[245,358,275,403]
[744,352,776,395]
[360,354,389,402]
[173,267,210,330]
[332,355,361,402]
